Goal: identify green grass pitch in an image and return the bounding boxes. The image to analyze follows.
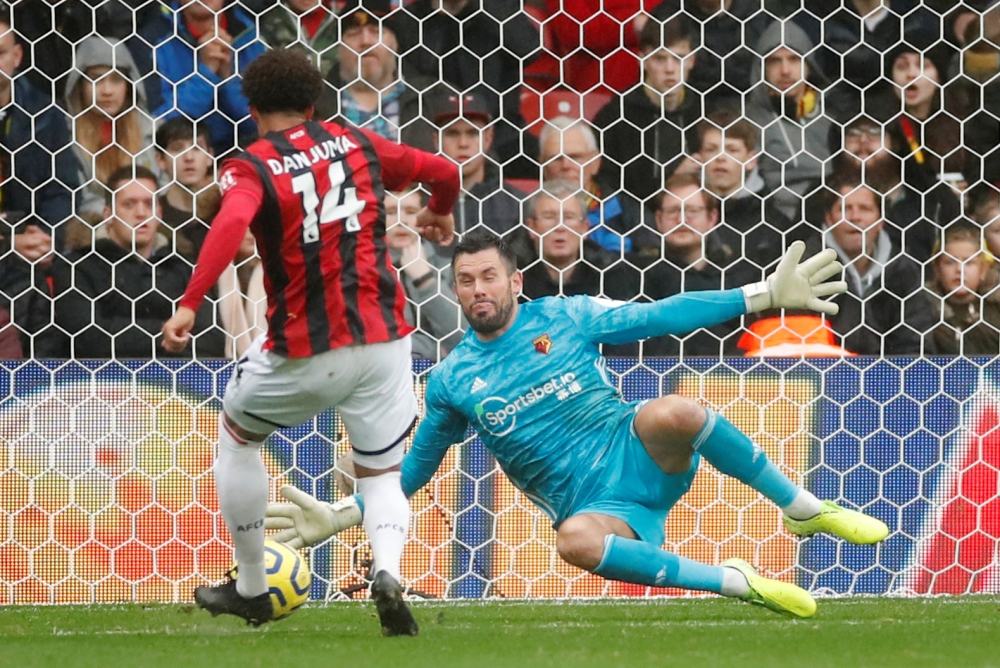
[2,597,998,668]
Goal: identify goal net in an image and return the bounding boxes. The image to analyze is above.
[1,0,999,603]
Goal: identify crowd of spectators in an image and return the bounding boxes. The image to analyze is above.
[0,0,998,361]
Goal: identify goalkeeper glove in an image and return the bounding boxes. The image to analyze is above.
[264,485,362,549]
[742,241,847,315]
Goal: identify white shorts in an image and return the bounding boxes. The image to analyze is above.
[223,334,418,468]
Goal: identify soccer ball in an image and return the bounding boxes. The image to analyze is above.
[232,540,312,619]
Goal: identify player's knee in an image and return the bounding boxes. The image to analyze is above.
[649,395,706,440]
[636,396,704,474]
[351,444,405,476]
[556,519,606,572]
[222,412,269,444]
[334,452,357,496]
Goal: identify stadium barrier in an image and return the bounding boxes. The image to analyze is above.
[2,357,997,603]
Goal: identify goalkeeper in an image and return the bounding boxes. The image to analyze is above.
[268,231,888,617]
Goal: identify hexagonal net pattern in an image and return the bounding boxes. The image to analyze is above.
[1,1,1000,604]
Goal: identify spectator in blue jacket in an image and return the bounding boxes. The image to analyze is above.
[0,11,80,238]
[539,117,651,256]
[151,0,266,155]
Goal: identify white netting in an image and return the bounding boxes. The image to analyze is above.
[1,1,999,603]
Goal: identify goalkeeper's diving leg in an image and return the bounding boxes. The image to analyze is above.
[570,394,887,617]
[561,513,820,618]
[633,395,890,545]
[583,238,887,614]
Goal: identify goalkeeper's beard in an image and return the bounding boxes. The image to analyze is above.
[465,288,516,335]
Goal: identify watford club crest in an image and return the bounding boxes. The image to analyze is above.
[533,334,552,355]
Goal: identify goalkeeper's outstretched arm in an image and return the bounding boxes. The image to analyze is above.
[581,241,847,345]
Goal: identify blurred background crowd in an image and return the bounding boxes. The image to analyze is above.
[0,0,998,361]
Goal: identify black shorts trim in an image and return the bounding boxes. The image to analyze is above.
[243,409,292,430]
[351,415,417,455]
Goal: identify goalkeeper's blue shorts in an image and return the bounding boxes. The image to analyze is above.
[566,406,700,548]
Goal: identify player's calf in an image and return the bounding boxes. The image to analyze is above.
[573,516,817,618]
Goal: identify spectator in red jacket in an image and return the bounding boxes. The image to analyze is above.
[543,0,662,93]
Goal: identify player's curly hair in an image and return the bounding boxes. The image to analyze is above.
[241,49,324,115]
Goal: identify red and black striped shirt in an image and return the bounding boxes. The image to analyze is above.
[180,120,460,358]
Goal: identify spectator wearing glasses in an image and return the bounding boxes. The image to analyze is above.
[539,117,649,255]
[521,180,612,300]
[828,115,959,263]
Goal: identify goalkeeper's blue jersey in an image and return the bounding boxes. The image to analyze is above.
[401,292,747,524]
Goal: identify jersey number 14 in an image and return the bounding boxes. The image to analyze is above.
[292,161,366,243]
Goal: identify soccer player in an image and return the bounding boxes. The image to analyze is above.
[160,49,460,635]
[265,232,890,617]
